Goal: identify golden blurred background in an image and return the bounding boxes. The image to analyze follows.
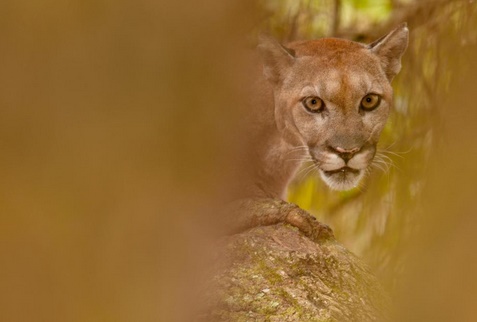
[2,0,477,321]
[0,1,256,321]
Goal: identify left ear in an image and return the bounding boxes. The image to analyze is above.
[369,23,409,82]
[257,34,296,84]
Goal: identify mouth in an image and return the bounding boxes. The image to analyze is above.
[319,166,364,191]
[323,166,360,177]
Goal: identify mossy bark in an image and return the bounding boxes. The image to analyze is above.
[200,199,389,322]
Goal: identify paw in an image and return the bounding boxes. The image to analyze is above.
[283,204,334,242]
[223,198,334,243]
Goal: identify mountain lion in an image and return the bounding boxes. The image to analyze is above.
[230,24,408,236]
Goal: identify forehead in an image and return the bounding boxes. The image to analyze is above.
[288,37,370,62]
[285,38,388,97]
[302,68,377,98]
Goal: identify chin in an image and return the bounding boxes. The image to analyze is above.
[319,167,365,191]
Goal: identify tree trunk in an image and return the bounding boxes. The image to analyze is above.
[199,199,389,322]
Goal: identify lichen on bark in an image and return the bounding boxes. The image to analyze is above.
[199,199,389,322]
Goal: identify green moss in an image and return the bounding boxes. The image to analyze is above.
[203,222,388,321]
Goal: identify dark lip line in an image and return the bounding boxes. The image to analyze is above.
[323,166,360,175]
[311,156,361,175]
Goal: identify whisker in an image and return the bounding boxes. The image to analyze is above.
[371,161,387,173]
[300,164,319,181]
[374,157,392,171]
[295,162,315,178]
[379,150,404,159]
[391,146,414,155]
[379,145,413,156]
[297,162,318,181]
[355,179,366,192]
[285,157,313,163]
[376,153,393,162]
[285,149,310,158]
[380,140,398,150]
[375,152,404,173]
[286,145,310,152]
[376,157,393,171]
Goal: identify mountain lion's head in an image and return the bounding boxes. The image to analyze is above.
[259,24,409,191]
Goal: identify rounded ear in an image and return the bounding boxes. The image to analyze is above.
[369,23,409,82]
[257,34,296,84]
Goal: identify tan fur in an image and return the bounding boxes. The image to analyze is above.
[238,24,408,199]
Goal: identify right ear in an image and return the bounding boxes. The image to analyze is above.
[257,34,296,84]
[368,23,409,82]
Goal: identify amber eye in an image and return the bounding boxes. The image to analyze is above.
[302,96,324,113]
[361,94,381,111]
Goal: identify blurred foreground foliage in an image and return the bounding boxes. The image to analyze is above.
[2,1,477,320]
[259,0,477,292]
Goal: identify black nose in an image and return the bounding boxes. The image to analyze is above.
[329,146,361,161]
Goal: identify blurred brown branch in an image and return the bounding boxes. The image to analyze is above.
[332,0,342,35]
